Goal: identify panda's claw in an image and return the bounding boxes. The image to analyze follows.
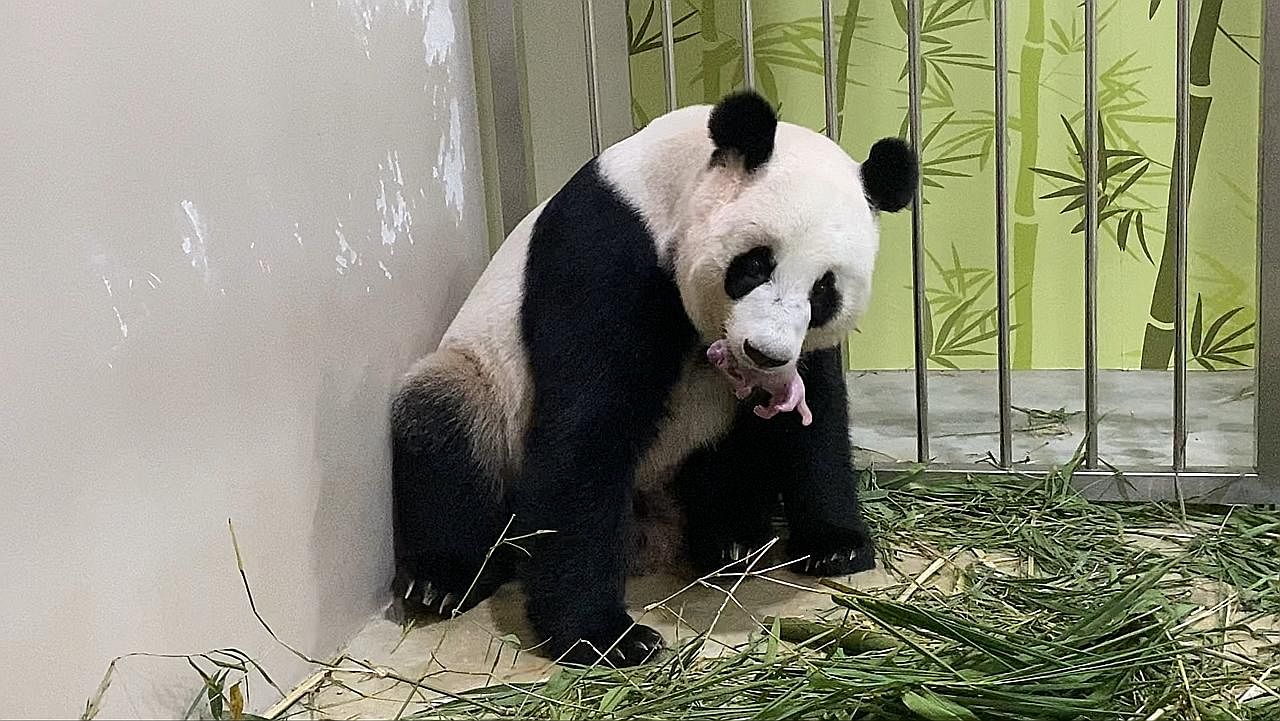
[418,581,441,607]
[715,541,756,567]
[559,624,666,669]
[793,537,876,577]
[439,593,459,616]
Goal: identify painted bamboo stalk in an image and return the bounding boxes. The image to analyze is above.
[1012,0,1046,368]
[1139,0,1224,369]
[701,0,722,102]
[832,0,861,139]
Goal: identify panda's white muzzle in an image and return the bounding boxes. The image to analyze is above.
[727,290,809,371]
[707,289,813,425]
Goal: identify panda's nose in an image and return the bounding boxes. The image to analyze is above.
[743,339,790,369]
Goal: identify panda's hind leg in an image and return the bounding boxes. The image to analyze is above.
[391,349,514,620]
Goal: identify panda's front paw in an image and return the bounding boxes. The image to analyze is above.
[790,526,876,577]
[558,623,666,668]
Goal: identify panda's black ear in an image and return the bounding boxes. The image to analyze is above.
[708,91,777,173]
[861,137,919,213]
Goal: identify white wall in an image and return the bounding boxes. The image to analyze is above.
[0,1,489,717]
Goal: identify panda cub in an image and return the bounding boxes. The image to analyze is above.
[391,90,918,667]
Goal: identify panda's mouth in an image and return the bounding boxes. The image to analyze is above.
[706,339,813,426]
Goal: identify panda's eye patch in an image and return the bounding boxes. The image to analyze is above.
[724,246,775,300]
[809,271,841,328]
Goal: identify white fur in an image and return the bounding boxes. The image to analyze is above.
[598,105,880,376]
[634,356,737,490]
[409,103,882,495]
[412,201,545,482]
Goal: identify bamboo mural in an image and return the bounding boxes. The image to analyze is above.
[624,0,1260,374]
[831,0,861,140]
[1012,0,1045,368]
[1140,0,1223,370]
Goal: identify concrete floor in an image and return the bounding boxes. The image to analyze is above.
[849,369,1255,469]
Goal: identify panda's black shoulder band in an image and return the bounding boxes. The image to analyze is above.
[708,91,777,173]
[861,136,919,213]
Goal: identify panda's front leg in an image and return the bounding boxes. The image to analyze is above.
[772,348,877,576]
[512,416,665,668]
[675,432,781,574]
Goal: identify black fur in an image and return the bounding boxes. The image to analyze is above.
[808,271,841,329]
[724,245,775,300]
[674,421,780,574]
[708,91,778,172]
[861,136,919,213]
[391,383,515,621]
[514,159,699,666]
[676,347,875,576]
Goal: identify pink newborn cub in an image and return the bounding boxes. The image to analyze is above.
[706,339,813,426]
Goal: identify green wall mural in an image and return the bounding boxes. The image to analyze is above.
[625,0,1260,372]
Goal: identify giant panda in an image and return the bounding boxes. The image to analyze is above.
[390,90,918,667]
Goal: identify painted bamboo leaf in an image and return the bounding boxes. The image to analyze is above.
[1030,113,1154,261]
[1190,293,1255,370]
[918,245,1019,368]
[627,1,699,55]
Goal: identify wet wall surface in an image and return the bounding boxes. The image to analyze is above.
[0,2,488,716]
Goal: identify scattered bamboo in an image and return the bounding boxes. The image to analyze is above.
[84,464,1280,720]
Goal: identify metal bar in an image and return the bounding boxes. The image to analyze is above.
[582,0,603,155]
[486,0,532,235]
[1257,0,1280,484]
[660,0,677,112]
[993,0,1012,468]
[906,0,929,462]
[820,0,844,373]
[867,463,1276,505]
[821,0,838,140]
[740,0,755,89]
[1173,0,1190,471]
[1083,0,1100,469]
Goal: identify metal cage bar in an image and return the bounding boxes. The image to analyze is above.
[660,0,678,113]
[821,0,838,141]
[740,0,755,89]
[1257,0,1280,488]
[906,0,930,463]
[993,0,1012,468]
[874,463,1272,505]
[486,0,532,235]
[1173,0,1191,471]
[820,0,845,374]
[581,0,603,156]
[1083,0,1100,469]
